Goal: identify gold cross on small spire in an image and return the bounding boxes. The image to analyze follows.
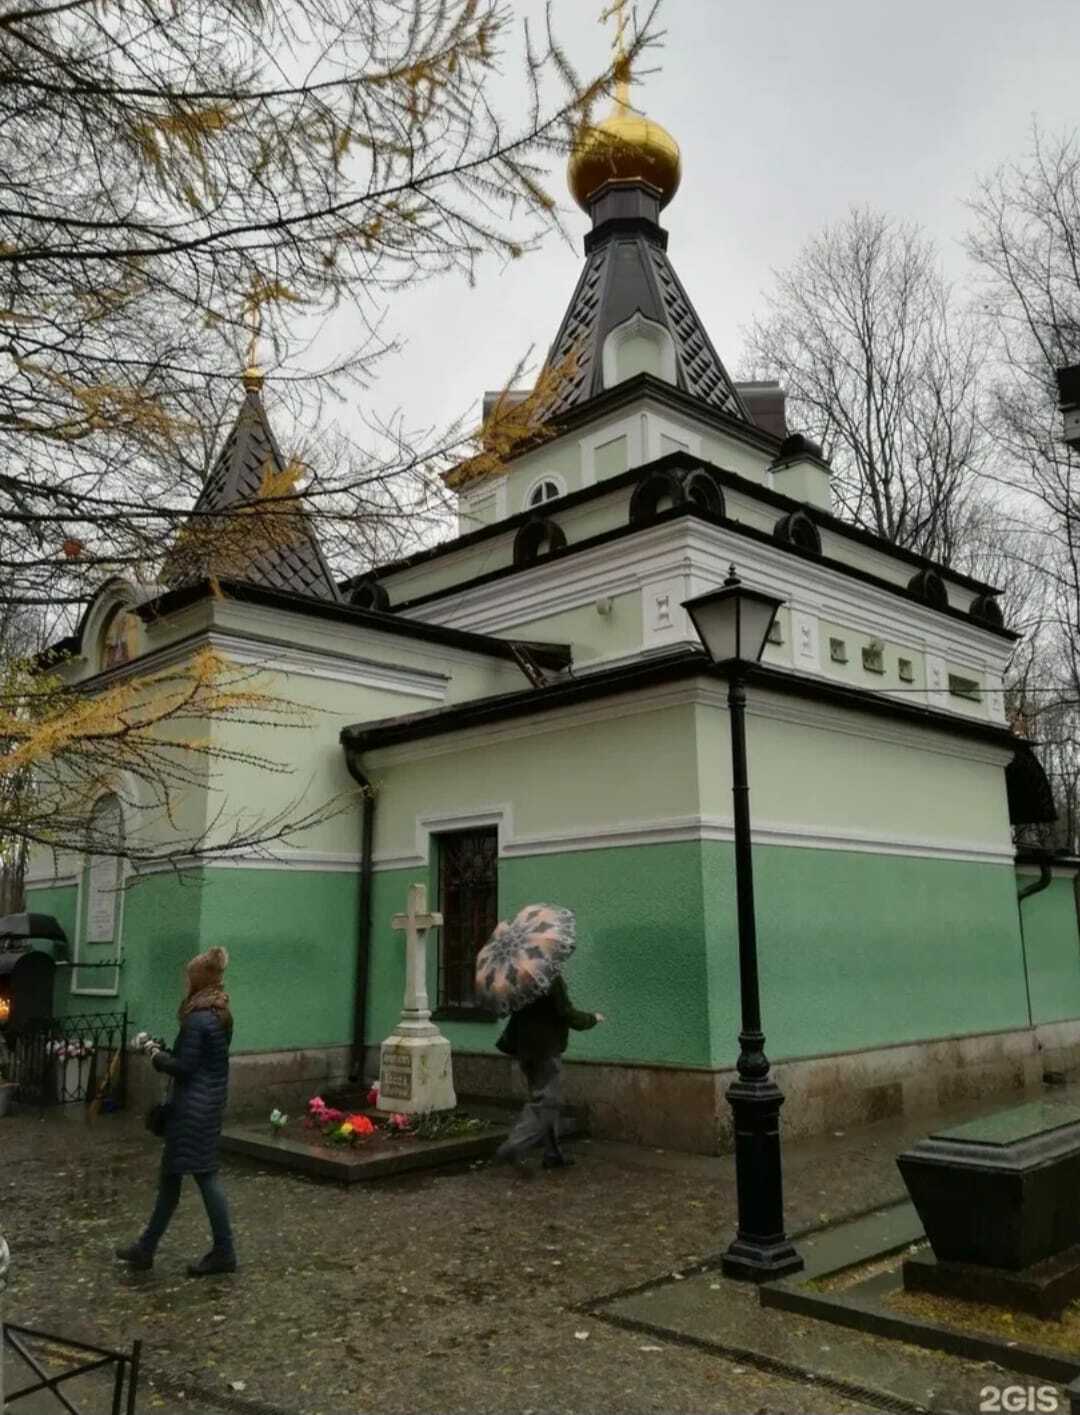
[241,272,265,392]
[600,0,631,110]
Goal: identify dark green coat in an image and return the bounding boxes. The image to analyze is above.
[495,977,597,1064]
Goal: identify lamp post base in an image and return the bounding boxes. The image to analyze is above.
[722,1237,804,1282]
[722,1072,804,1282]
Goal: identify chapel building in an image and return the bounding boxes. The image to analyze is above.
[25,84,1080,1150]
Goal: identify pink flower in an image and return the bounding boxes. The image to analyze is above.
[389,1112,412,1131]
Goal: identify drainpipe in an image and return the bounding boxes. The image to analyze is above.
[343,745,375,1084]
[1016,851,1054,1030]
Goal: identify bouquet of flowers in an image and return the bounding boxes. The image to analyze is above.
[305,1095,377,1145]
[131,1031,167,1056]
[47,1038,93,1061]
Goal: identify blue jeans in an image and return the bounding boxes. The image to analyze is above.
[140,1165,235,1258]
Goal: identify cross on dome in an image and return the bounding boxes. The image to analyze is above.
[567,0,682,212]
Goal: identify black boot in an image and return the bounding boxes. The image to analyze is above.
[115,1243,153,1270]
[187,1248,238,1277]
[542,1154,575,1170]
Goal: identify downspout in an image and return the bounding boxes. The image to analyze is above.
[343,744,375,1084]
[1016,852,1054,1030]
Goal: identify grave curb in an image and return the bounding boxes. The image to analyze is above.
[220,1123,508,1181]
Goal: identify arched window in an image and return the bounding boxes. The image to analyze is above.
[629,469,686,526]
[683,470,725,518]
[908,569,949,610]
[513,516,567,567]
[101,608,138,670]
[349,576,391,612]
[525,479,563,511]
[773,509,822,555]
[970,594,1004,628]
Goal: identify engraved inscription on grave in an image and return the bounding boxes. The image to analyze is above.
[380,1050,414,1101]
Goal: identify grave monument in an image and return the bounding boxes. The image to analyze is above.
[898,1100,1080,1317]
[376,883,456,1115]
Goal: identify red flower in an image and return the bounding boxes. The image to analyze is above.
[347,1113,375,1137]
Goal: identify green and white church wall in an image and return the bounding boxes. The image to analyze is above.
[22,579,559,1051]
[402,512,1009,725]
[358,678,1057,1079]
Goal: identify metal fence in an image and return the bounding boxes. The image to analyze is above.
[12,1010,128,1108]
[2,1323,141,1414]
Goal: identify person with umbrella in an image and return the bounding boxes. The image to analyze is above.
[474,905,603,1172]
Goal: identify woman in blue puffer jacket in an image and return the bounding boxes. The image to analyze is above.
[116,946,237,1276]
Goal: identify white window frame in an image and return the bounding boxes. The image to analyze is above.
[71,791,129,997]
[523,475,567,512]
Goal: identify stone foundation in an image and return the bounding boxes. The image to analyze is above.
[372,1018,1080,1154]
[125,1021,1080,1154]
[125,1044,352,1121]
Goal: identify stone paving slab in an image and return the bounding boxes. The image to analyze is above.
[594,1263,1054,1415]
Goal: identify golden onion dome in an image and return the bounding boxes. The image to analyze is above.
[568,104,682,213]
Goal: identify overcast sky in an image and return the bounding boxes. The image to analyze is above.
[322,0,1080,457]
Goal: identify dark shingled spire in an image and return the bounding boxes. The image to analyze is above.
[162,378,340,602]
[544,181,751,422]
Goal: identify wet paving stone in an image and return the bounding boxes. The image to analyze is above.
[5,1087,1080,1414]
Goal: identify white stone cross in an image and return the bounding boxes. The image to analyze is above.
[379,882,456,1113]
[391,882,443,1031]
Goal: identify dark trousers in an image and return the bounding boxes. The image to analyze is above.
[496,1054,564,1163]
[140,1163,235,1258]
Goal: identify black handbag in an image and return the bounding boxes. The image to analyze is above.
[145,1099,174,1137]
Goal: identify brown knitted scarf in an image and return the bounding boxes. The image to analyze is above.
[179,985,233,1034]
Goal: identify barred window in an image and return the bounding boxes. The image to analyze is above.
[436,828,498,1013]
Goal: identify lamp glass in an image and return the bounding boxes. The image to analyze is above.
[684,584,783,665]
[738,591,783,664]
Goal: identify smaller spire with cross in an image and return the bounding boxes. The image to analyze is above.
[241,272,266,392]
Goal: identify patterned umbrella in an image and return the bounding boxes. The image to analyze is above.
[474,904,576,1016]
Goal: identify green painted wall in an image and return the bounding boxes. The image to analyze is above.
[702,842,1031,1062]
[1020,875,1080,1026]
[31,868,358,1054]
[192,867,359,1051]
[367,842,712,1069]
[32,846,1080,1081]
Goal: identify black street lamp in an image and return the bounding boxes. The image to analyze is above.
[683,566,804,1282]
[1055,364,1080,453]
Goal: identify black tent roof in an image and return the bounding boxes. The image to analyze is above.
[162,382,340,602]
[544,183,751,421]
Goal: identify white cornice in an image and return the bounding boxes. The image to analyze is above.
[127,848,365,878]
[403,517,1013,680]
[373,810,1014,871]
[86,626,452,700]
